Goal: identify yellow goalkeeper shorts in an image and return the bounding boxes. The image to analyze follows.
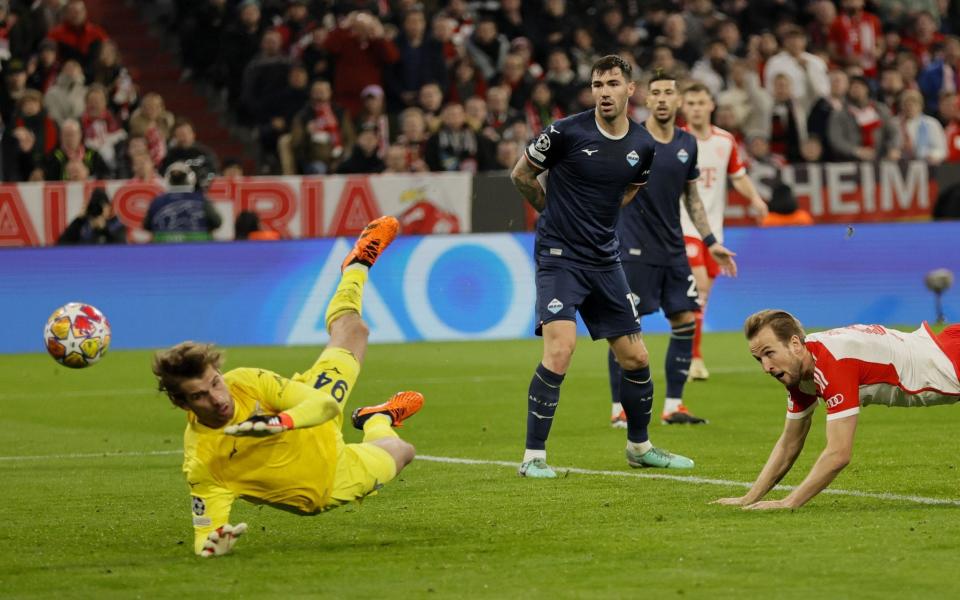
[325,442,398,508]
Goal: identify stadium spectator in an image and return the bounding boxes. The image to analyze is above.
[57,188,126,245]
[648,45,688,80]
[534,0,571,49]
[221,157,243,178]
[394,106,429,172]
[593,5,624,55]
[523,81,563,135]
[47,0,108,71]
[43,59,86,124]
[493,137,518,171]
[297,27,332,82]
[285,79,353,175]
[14,89,58,179]
[878,66,906,113]
[465,14,508,83]
[240,29,292,125]
[895,51,922,95]
[354,84,389,154]
[161,119,219,188]
[943,95,960,162]
[918,35,960,114]
[272,0,315,51]
[570,27,601,82]
[463,95,489,136]
[130,152,159,182]
[800,135,825,163]
[256,63,309,174]
[659,13,700,68]
[716,19,745,57]
[902,10,944,66]
[761,73,810,163]
[690,39,733,97]
[760,182,815,226]
[0,1,32,62]
[494,52,534,110]
[485,85,520,137]
[0,58,28,125]
[234,209,280,240]
[89,39,121,90]
[385,7,447,111]
[30,0,65,43]
[714,311,960,510]
[686,0,727,43]
[747,133,787,168]
[323,11,399,118]
[495,0,525,41]
[152,217,421,558]
[543,49,581,114]
[417,81,444,133]
[179,0,230,82]
[143,162,222,242]
[216,0,264,110]
[447,56,487,105]
[764,26,830,105]
[424,101,493,173]
[43,118,109,180]
[828,76,902,162]
[808,69,850,160]
[336,123,386,174]
[28,39,60,94]
[829,0,883,78]
[429,13,459,70]
[897,88,946,164]
[79,83,125,172]
[128,92,175,167]
[115,134,148,180]
[807,0,837,52]
[382,144,410,173]
[718,60,771,142]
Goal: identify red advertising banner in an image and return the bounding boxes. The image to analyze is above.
[0,173,472,247]
[725,160,936,225]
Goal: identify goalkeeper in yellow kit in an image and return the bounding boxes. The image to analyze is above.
[151,216,424,557]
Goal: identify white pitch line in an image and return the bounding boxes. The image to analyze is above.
[1,449,954,507]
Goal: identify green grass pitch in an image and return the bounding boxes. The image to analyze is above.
[2,332,959,599]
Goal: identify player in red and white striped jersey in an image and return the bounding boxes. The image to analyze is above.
[680,83,768,381]
[714,310,960,510]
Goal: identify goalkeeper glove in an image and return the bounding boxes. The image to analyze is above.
[224,413,293,436]
[200,522,248,557]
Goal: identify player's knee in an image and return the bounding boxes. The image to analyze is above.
[543,344,575,373]
[617,348,649,371]
[388,439,416,471]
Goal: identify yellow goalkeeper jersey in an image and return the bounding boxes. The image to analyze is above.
[183,367,343,554]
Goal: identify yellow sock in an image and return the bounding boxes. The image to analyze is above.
[324,266,368,331]
[362,414,398,442]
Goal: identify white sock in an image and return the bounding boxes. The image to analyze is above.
[627,440,653,455]
[611,402,623,417]
[664,397,682,414]
[523,449,546,463]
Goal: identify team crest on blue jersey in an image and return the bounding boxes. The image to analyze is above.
[547,298,564,314]
[626,150,639,166]
[677,148,689,163]
[535,133,551,151]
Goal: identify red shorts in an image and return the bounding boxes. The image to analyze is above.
[684,236,720,279]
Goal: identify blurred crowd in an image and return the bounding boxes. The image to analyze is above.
[6,0,960,184]
[164,0,960,175]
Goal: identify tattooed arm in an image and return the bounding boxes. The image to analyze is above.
[683,180,739,276]
[511,155,546,212]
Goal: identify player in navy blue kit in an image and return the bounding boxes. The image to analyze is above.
[510,56,695,478]
[608,72,737,429]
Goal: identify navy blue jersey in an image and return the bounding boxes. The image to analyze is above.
[618,125,699,266]
[524,110,656,269]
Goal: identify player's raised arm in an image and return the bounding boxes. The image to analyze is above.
[712,413,812,506]
[511,154,546,212]
[746,414,857,510]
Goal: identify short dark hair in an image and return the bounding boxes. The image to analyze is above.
[173,117,194,132]
[591,55,633,80]
[648,68,677,87]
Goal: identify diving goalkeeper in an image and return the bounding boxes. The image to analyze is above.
[151,216,423,557]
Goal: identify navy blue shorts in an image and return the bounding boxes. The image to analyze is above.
[623,262,701,317]
[535,260,641,340]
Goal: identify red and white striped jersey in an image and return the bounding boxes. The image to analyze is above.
[679,125,746,243]
[786,324,960,421]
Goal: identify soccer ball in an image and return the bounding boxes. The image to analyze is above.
[43,303,111,368]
